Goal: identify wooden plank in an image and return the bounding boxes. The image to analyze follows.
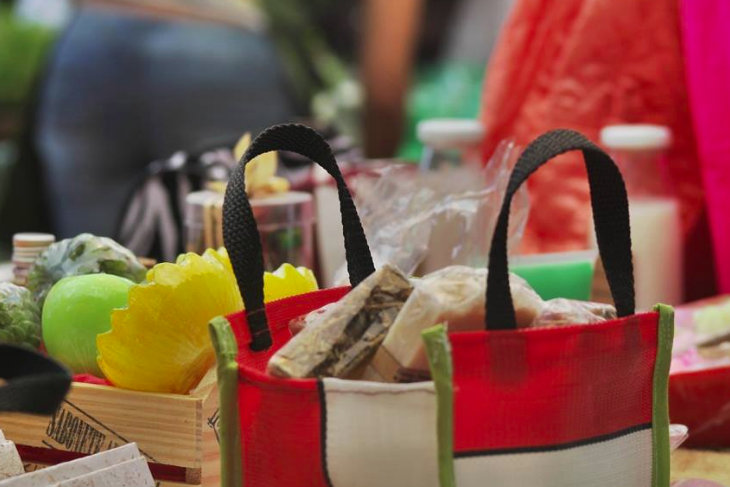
[198,369,220,487]
[672,448,730,485]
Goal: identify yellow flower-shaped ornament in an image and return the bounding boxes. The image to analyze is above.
[97,249,318,394]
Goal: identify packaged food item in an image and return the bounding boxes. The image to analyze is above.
[185,133,314,270]
[11,233,55,287]
[268,265,413,379]
[0,283,41,349]
[27,233,146,306]
[338,139,527,283]
[366,266,544,382]
[233,133,290,198]
[529,298,617,327]
[288,302,333,336]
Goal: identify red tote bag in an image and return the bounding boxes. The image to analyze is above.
[424,130,675,487]
[210,127,674,487]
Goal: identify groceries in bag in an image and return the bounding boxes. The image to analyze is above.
[272,264,618,382]
[268,265,412,379]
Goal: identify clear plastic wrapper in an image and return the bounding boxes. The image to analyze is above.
[366,266,543,382]
[335,140,527,284]
[530,298,617,328]
[670,424,689,451]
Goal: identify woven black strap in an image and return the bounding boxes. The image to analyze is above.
[0,345,71,415]
[223,123,375,351]
[486,129,635,330]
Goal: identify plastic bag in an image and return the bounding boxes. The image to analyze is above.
[336,140,526,283]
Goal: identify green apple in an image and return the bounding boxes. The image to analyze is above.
[42,273,134,376]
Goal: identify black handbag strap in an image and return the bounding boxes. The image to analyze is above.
[486,129,635,330]
[223,123,375,351]
[0,345,71,415]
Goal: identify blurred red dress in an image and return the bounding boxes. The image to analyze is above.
[480,0,715,298]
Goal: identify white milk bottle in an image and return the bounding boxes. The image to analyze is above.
[595,124,683,310]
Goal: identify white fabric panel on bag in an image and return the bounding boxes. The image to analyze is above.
[322,378,440,487]
[454,427,653,487]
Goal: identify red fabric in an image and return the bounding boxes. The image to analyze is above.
[680,0,730,293]
[480,0,715,298]
[228,288,659,483]
[450,313,659,452]
[72,374,112,386]
[669,366,730,448]
[229,287,350,487]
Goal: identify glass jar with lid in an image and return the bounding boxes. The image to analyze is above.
[597,124,683,309]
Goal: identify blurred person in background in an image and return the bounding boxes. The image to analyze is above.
[0,0,513,257]
[1,0,295,246]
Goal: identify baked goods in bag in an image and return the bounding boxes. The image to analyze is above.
[268,265,413,379]
[530,298,616,327]
[366,266,544,382]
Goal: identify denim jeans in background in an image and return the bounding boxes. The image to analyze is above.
[36,6,295,238]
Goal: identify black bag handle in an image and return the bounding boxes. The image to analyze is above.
[0,345,71,415]
[223,123,375,351]
[486,129,635,330]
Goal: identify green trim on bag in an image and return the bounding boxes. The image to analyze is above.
[651,304,674,487]
[422,325,456,487]
[209,316,243,487]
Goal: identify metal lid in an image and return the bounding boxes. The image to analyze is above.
[600,124,672,150]
[417,119,485,149]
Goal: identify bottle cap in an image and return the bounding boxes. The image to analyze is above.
[417,119,485,149]
[600,124,672,150]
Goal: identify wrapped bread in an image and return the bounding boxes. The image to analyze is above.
[366,266,544,382]
[530,298,616,327]
[268,265,413,379]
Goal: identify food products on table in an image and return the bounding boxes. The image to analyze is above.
[283,264,618,383]
[11,233,55,287]
[96,249,244,394]
[233,133,290,198]
[289,303,333,336]
[0,283,41,349]
[268,265,413,379]
[529,298,617,327]
[27,233,146,306]
[97,248,318,393]
[366,266,544,382]
[42,274,134,376]
[263,263,318,302]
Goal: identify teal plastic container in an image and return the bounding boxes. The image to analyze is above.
[511,250,598,301]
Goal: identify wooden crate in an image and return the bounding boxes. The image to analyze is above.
[0,369,219,487]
